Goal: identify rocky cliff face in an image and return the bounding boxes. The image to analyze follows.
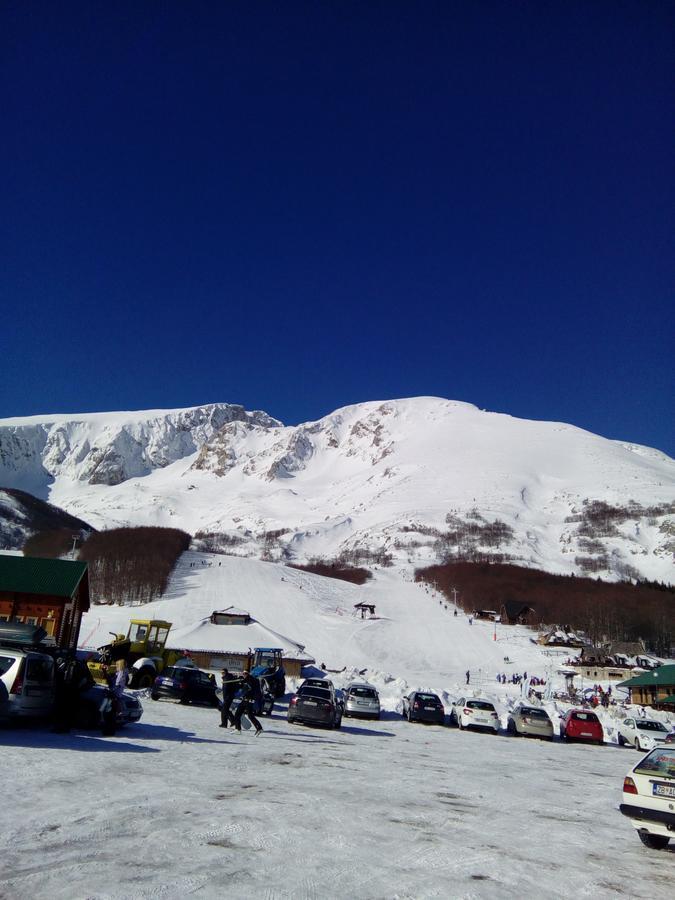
[0,404,281,492]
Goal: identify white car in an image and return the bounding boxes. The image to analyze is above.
[620,746,675,850]
[618,717,672,752]
[452,696,500,733]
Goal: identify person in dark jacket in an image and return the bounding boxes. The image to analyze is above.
[232,671,263,735]
[219,668,239,728]
[52,652,79,733]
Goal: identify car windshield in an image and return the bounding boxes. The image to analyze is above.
[467,700,494,711]
[637,721,668,732]
[572,712,599,722]
[417,694,440,703]
[520,707,549,719]
[350,688,377,699]
[634,749,675,779]
[0,655,17,677]
[298,687,331,700]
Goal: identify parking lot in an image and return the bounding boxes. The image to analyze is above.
[1,698,673,899]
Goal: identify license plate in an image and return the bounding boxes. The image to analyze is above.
[425,706,436,710]
[653,782,675,798]
[304,701,317,706]
[581,732,592,737]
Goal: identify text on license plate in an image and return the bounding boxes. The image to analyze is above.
[304,701,317,706]
[581,732,592,737]
[425,706,436,710]
[653,782,675,798]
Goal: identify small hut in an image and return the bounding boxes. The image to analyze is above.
[499,601,536,625]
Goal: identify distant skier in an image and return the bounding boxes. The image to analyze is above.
[465,670,470,685]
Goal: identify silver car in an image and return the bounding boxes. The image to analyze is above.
[507,703,554,740]
[343,682,381,720]
[0,647,55,719]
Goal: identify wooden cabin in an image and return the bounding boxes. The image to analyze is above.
[0,555,90,649]
[618,665,675,707]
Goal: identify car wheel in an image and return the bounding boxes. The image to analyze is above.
[638,832,670,850]
[507,720,517,736]
[635,738,644,752]
[135,668,155,689]
[617,734,625,746]
[150,692,159,701]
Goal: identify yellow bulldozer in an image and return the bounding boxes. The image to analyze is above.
[87,619,193,688]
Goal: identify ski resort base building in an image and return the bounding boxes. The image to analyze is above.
[166,606,314,676]
[0,555,90,649]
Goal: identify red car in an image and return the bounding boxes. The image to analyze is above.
[559,709,604,745]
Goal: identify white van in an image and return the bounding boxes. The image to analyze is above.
[0,647,55,719]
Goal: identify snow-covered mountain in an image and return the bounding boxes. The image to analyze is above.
[1,398,673,582]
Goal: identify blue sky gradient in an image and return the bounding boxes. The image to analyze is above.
[1,2,673,453]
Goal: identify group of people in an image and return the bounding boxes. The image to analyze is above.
[218,668,263,735]
[52,653,129,735]
[590,684,612,708]
[495,671,539,685]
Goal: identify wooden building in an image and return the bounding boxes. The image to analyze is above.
[0,555,90,649]
[167,607,314,676]
[499,601,536,625]
[618,665,675,708]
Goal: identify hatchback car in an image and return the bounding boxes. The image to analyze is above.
[151,666,219,706]
[620,745,675,849]
[618,717,672,753]
[0,647,55,719]
[343,682,381,720]
[452,697,499,733]
[402,691,445,725]
[77,685,144,729]
[559,709,603,744]
[507,704,554,740]
[287,685,342,728]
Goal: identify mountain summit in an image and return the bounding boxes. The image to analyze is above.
[0,398,673,583]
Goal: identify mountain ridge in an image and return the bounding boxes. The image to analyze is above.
[0,397,673,583]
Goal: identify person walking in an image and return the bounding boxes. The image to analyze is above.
[465,670,470,685]
[232,671,263,735]
[219,668,238,728]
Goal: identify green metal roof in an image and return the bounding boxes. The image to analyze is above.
[0,555,87,598]
[658,695,675,705]
[618,665,675,689]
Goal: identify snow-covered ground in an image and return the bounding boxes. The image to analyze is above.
[2,553,674,897]
[2,701,674,900]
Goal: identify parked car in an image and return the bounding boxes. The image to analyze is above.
[343,682,381,720]
[0,646,55,720]
[0,679,9,725]
[300,677,334,691]
[618,717,672,752]
[620,745,675,849]
[77,685,144,729]
[507,704,554,740]
[559,709,603,744]
[151,666,219,706]
[451,697,499,733]
[288,684,342,728]
[402,691,445,725]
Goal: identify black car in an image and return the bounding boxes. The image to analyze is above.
[288,685,342,729]
[77,684,144,729]
[151,666,219,706]
[402,691,445,725]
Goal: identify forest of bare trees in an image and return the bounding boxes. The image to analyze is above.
[417,561,674,655]
[78,527,191,604]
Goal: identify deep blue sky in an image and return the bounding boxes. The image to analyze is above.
[1,2,673,454]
